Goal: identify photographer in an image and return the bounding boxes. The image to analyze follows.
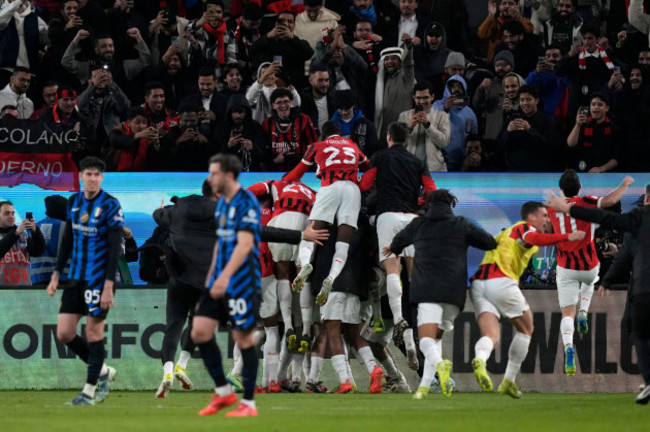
[397,81,450,172]
[0,201,45,286]
[214,94,269,172]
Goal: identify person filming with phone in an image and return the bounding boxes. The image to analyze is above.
[0,201,45,286]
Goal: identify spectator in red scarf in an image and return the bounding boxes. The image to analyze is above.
[105,106,161,171]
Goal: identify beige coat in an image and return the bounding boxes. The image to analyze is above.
[398,107,451,172]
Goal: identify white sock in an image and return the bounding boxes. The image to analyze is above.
[278,341,291,382]
[433,338,443,359]
[302,353,311,379]
[331,354,349,383]
[504,333,531,382]
[379,354,399,379]
[232,343,243,375]
[254,328,266,349]
[261,353,269,387]
[241,399,256,409]
[265,326,280,383]
[277,279,293,330]
[474,336,494,362]
[358,346,378,374]
[561,316,575,347]
[403,328,416,352]
[369,279,384,322]
[386,274,403,322]
[177,350,192,369]
[100,363,108,376]
[83,383,96,398]
[300,285,313,337]
[309,356,324,383]
[216,384,232,396]
[419,337,441,389]
[580,283,594,313]
[327,242,350,281]
[163,361,174,376]
[291,353,302,381]
[298,240,315,267]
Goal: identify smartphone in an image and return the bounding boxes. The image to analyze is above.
[538,56,546,63]
[414,104,424,113]
[26,212,33,220]
[273,55,283,65]
[613,66,621,75]
[171,36,180,45]
[579,106,590,116]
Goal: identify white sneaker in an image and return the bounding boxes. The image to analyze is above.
[174,365,193,390]
[156,373,173,398]
[636,384,650,405]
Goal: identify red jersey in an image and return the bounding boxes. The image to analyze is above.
[285,136,369,187]
[247,180,316,218]
[548,195,601,270]
[259,206,275,278]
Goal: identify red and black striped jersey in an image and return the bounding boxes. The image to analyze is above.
[247,180,316,218]
[547,195,601,270]
[259,206,274,278]
[301,136,369,187]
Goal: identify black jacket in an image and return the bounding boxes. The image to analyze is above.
[570,204,650,296]
[389,203,496,309]
[0,225,45,259]
[153,194,304,289]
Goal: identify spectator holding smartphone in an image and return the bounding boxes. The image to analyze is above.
[0,201,45,286]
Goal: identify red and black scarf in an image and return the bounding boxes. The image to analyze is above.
[234,16,259,56]
[583,116,610,148]
[117,122,148,171]
[203,19,227,64]
[365,36,378,74]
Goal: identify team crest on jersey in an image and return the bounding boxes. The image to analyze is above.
[80,212,89,223]
[93,207,102,218]
[220,215,226,227]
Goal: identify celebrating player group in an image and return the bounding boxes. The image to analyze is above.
[45,120,638,416]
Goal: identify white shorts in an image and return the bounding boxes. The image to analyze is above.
[361,319,393,346]
[320,291,361,324]
[470,277,529,319]
[377,212,417,259]
[556,265,600,308]
[359,300,373,323]
[309,181,361,228]
[267,212,309,263]
[417,302,460,332]
[259,275,278,319]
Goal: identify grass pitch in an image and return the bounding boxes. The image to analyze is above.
[0,391,648,432]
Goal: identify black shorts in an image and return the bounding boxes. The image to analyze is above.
[194,289,260,331]
[59,280,111,320]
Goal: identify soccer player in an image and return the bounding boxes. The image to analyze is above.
[547,170,634,376]
[386,190,496,399]
[470,202,585,398]
[284,120,369,306]
[248,180,316,353]
[192,154,262,417]
[359,121,437,369]
[46,156,123,405]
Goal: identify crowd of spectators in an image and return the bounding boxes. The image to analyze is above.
[1,0,650,173]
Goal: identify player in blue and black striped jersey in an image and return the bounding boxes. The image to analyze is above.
[192,154,262,418]
[46,157,124,406]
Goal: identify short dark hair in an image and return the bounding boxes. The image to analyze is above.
[520,201,545,220]
[205,0,224,10]
[321,120,341,137]
[465,134,482,144]
[580,21,600,38]
[303,0,322,7]
[242,2,262,20]
[427,189,458,208]
[559,169,581,197]
[309,64,329,76]
[335,90,356,109]
[270,88,293,104]
[518,84,539,99]
[198,67,216,78]
[80,156,106,172]
[502,20,525,36]
[413,81,433,95]
[209,154,241,179]
[144,81,165,97]
[0,200,14,210]
[42,80,58,89]
[277,10,295,19]
[12,66,30,76]
[640,46,650,54]
[590,91,611,106]
[356,20,373,30]
[387,122,408,144]
[127,106,148,120]
[222,63,243,81]
[546,44,563,53]
[202,179,212,197]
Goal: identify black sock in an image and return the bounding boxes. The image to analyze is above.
[198,338,227,387]
[66,335,89,363]
[240,346,258,400]
[87,341,105,385]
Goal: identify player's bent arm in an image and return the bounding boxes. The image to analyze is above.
[389,219,419,256]
[218,231,255,280]
[358,167,377,192]
[247,182,271,197]
[282,161,310,183]
[104,228,123,283]
[55,221,74,273]
[466,222,497,250]
[570,205,642,233]
[600,176,635,208]
[523,231,570,246]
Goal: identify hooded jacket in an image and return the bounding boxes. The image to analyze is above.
[389,202,496,309]
[214,94,270,172]
[432,75,478,171]
[414,21,451,84]
[331,108,381,158]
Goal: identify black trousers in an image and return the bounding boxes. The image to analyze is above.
[631,293,650,385]
[160,279,202,364]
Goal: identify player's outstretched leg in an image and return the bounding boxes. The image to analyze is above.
[498,332,531,399]
[197,338,238,416]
